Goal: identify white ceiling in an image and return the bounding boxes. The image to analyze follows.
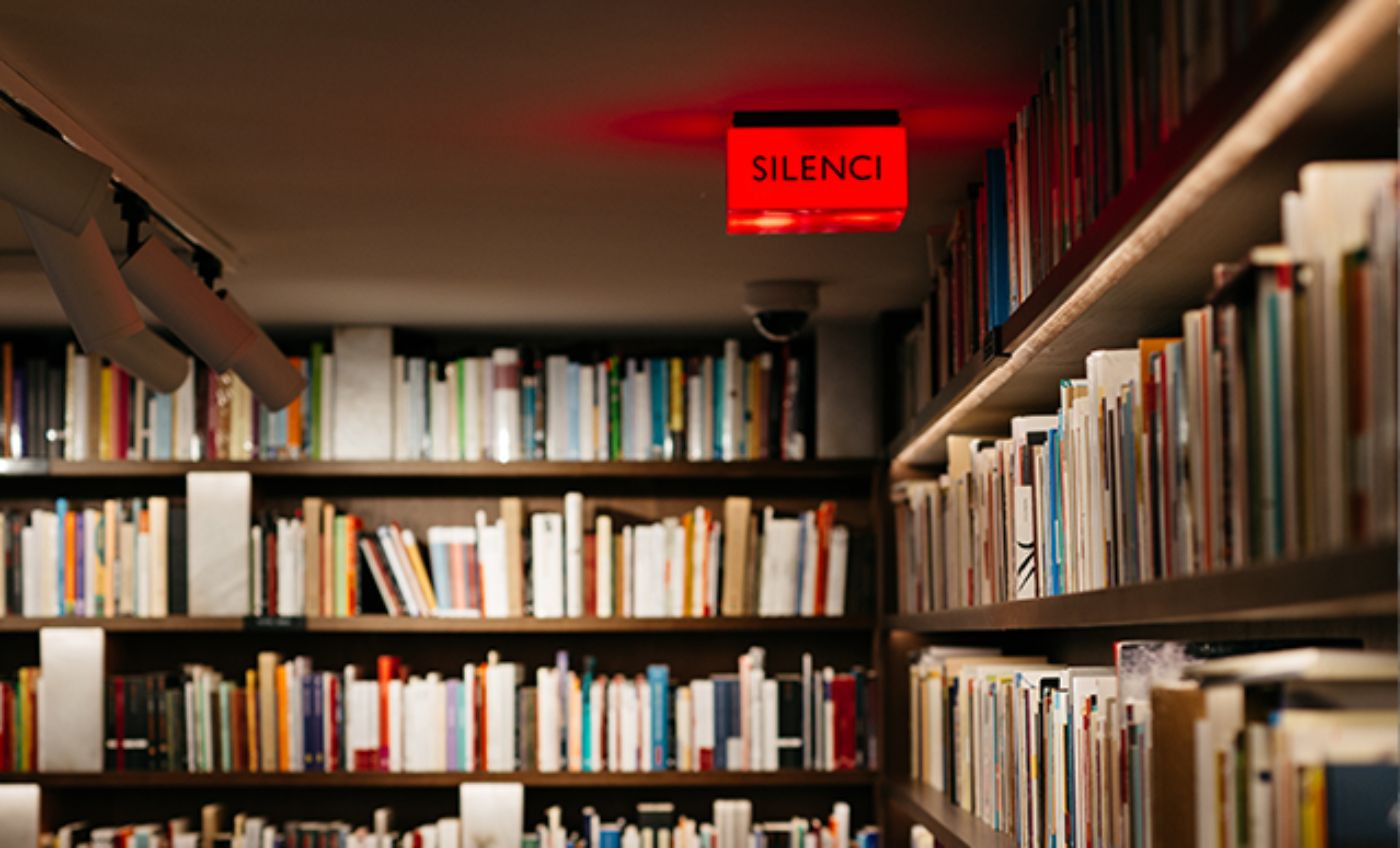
[0,1,1065,332]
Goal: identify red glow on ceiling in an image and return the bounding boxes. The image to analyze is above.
[568,81,1027,154]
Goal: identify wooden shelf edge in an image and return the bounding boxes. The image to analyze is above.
[2,459,877,481]
[0,770,878,789]
[885,543,1397,633]
[0,615,876,635]
[887,780,1012,848]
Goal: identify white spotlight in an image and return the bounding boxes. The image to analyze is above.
[18,211,188,393]
[120,237,304,410]
[219,292,306,411]
[1,108,112,235]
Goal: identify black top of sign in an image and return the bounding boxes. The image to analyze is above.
[732,110,901,128]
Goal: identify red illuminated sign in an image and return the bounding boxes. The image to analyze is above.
[726,124,907,234]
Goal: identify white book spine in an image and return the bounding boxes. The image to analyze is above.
[686,372,703,461]
[595,515,614,618]
[491,348,520,462]
[463,358,482,461]
[564,492,584,618]
[579,364,595,461]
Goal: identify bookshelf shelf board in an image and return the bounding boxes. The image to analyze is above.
[0,615,875,635]
[887,781,1011,848]
[9,459,877,482]
[889,0,1396,466]
[886,544,1396,633]
[1,770,878,790]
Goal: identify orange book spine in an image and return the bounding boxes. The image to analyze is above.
[63,510,77,613]
[287,357,303,456]
[245,669,259,772]
[275,664,290,772]
[347,514,360,614]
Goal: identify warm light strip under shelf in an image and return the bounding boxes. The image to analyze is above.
[893,0,1397,469]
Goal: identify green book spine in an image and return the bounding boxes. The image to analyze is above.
[333,515,347,616]
[608,356,622,460]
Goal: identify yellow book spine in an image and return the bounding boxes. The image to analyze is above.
[98,365,112,460]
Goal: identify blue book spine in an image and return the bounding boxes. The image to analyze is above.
[647,664,669,770]
[428,538,452,610]
[713,677,733,771]
[984,148,1011,331]
[54,498,67,615]
[302,675,315,771]
[599,826,622,848]
[522,380,536,461]
[567,363,581,460]
[650,358,666,458]
[581,664,594,771]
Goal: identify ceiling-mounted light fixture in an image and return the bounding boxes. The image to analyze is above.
[17,212,188,393]
[0,106,111,235]
[121,237,305,410]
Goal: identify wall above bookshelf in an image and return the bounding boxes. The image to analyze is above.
[891,0,1396,466]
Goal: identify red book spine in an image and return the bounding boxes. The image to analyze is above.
[583,533,596,617]
[831,674,856,771]
[116,370,130,460]
[376,656,398,772]
[266,529,278,617]
[113,676,126,772]
[332,674,342,773]
[813,502,836,616]
[465,541,481,614]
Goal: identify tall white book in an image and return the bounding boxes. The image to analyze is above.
[563,493,585,617]
[531,513,565,618]
[187,471,251,616]
[38,627,104,772]
[331,326,393,460]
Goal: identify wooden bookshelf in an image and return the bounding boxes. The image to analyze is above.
[885,781,1011,848]
[0,458,876,482]
[0,615,875,634]
[889,0,1397,466]
[0,771,878,790]
[885,544,1396,633]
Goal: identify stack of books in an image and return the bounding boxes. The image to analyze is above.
[2,490,857,620]
[94,646,874,775]
[908,643,1397,847]
[0,332,811,464]
[894,162,1397,611]
[896,0,1310,417]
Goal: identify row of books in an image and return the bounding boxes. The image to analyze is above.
[0,498,184,618]
[0,330,811,463]
[908,643,1397,848]
[1,488,857,620]
[894,163,1398,611]
[78,646,874,775]
[897,0,1294,417]
[42,798,876,848]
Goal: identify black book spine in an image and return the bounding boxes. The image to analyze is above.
[167,505,188,615]
[46,367,63,459]
[104,675,118,771]
[776,674,803,770]
[127,674,148,771]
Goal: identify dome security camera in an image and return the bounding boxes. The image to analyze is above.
[744,280,819,342]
